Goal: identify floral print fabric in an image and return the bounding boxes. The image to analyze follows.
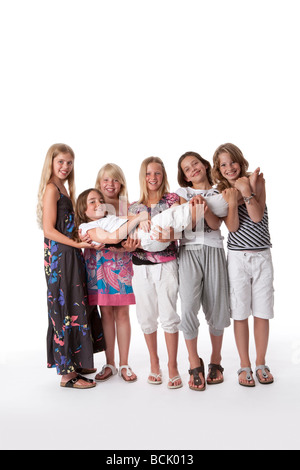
[44,192,105,375]
[84,248,136,306]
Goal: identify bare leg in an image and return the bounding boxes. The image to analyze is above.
[254,317,273,383]
[185,336,205,390]
[164,331,181,388]
[207,333,224,384]
[95,306,116,380]
[234,319,255,385]
[115,306,137,381]
[144,331,161,382]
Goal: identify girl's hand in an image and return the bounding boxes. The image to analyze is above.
[189,195,206,206]
[139,220,152,232]
[94,242,106,250]
[78,241,94,250]
[222,187,239,205]
[248,167,260,193]
[234,176,252,196]
[78,229,92,244]
[122,236,141,251]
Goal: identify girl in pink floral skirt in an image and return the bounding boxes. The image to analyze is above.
[83,164,139,383]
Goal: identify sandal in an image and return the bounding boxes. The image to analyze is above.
[188,358,206,391]
[207,363,224,385]
[60,374,96,389]
[238,367,256,387]
[167,375,183,389]
[148,370,162,385]
[255,365,274,384]
[95,364,118,382]
[119,365,137,383]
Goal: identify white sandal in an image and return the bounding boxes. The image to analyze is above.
[255,365,274,384]
[119,365,137,383]
[147,370,162,385]
[237,367,255,387]
[95,364,118,382]
[167,375,183,389]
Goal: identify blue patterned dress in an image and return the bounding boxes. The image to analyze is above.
[44,188,105,375]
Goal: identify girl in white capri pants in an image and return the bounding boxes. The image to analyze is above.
[129,157,182,390]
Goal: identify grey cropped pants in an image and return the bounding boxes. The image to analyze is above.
[178,245,231,340]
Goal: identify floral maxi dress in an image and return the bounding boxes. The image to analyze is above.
[44,190,105,375]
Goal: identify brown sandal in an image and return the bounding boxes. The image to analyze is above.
[207,363,224,385]
[188,358,206,391]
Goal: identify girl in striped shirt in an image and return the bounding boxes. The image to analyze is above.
[212,143,274,387]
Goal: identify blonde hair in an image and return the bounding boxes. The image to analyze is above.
[36,143,75,229]
[95,163,128,200]
[138,157,170,204]
[212,143,249,192]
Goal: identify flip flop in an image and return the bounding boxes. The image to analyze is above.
[119,365,137,383]
[148,370,162,385]
[95,364,118,382]
[167,375,183,389]
[255,365,274,384]
[188,358,206,391]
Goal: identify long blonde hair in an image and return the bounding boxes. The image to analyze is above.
[212,143,249,192]
[138,157,170,204]
[36,143,76,228]
[95,163,128,200]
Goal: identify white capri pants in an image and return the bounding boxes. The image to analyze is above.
[132,260,180,334]
[227,249,274,320]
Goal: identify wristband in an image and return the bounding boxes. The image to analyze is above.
[243,193,256,204]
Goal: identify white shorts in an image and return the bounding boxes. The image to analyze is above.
[132,260,180,334]
[227,249,274,321]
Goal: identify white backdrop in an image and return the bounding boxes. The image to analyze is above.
[0,0,299,365]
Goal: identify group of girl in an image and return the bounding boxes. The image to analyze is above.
[37,142,274,390]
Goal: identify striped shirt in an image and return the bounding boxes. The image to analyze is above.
[228,204,272,251]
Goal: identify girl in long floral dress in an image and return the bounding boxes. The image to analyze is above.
[37,143,105,389]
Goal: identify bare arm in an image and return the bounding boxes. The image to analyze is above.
[87,212,148,245]
[235,177,265,223]
[43,184,90,249]
[222,188,240,232]
[189,195,221,230]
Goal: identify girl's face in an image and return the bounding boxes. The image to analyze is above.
[218,152,241,184]
[98,172,122,200]
[52,152,74,181]
[85,190,106,221]
[146,162,164,192]
[181,155,208,184]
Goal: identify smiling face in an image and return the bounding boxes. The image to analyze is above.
[218,151,241,185]
[146,162,164,193]
[98,172,122,200]
[180,155,208,185]
[52,152,74,181]
[85,190,106,221]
